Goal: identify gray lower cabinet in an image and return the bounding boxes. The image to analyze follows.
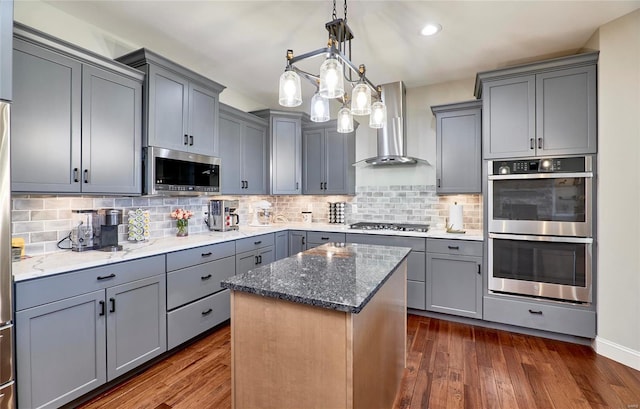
[0,0,12,101]
[476,52,598,159]
[236,233,275,275]
[302,121,356,195]
[252,110,303,195]
[483,295,596,338]
[219,103,268,194]
[306,231,346,249]
[15,255,166,409]
[274,230,289,261]
[431,100,482,194]
[11,25,143,194]
[166,241,235,349]
[288,231,307,255]
[116,48,225,157]
[346,233,426,310]
[426,239,483,319]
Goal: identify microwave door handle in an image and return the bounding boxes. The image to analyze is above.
[234,214,240,225]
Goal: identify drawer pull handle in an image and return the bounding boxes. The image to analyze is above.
[201,274,212,280]
[184,134,189,145]
[477,264,481,275]
[321,237,330,240]
[254,240,262,245]
[97,273,116,281]
[528,309,543,315]
[537,137,543,150]
[109,298,116,313]
[448,245,459,250]
[202,308,213,316]
[99,300,105,316]
[201,252,212,257]
[258,255,262,264]
[530,138,535,150]
[73,168,79,183]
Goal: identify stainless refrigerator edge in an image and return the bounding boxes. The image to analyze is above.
[0,100,15,408]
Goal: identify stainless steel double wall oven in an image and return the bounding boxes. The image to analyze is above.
[487,156,595,303]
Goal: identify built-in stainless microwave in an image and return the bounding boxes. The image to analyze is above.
[143,147,221,196]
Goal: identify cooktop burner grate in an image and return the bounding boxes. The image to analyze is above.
[349,222,429,233]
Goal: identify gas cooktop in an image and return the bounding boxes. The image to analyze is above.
[349,222,430,233]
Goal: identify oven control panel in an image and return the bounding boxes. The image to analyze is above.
[492,156,587,175]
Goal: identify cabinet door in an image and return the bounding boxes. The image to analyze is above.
[0,0,12,101]
[324,129,353,194]
[106,275,166,380]
[426,254,482,319]
[147,65,189,152]
[536,65,597,156]
[271,116,301,194]
[188,82,218,156]
[243,121,268,194]
[436,107,481,194]
[482,75,535,159]
[302,129,325,194]
[81,65,142,194]
[288,231,306,255]
[219,113,244,194]
[258,247,274,266]
[16,290,106,409]
[275,231,289,261]
[12,39,82,193]
[236,250,260,276]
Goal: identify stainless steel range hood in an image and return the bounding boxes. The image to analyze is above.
[357,81,425,166]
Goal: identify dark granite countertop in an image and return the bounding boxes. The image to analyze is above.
[221,243,411,314]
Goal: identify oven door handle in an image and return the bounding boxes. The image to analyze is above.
[488,172,593,180]
[489,233,593,244]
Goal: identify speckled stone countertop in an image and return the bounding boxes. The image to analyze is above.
[12,222,482,282]
[221,243,411,314]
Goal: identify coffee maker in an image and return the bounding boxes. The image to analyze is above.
[205,200,240,231]
[70,209,96,252]
[93,209,123,252]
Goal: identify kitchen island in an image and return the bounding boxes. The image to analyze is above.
[221,242,410,409]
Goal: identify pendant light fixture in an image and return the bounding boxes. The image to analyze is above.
[277,0,386,132]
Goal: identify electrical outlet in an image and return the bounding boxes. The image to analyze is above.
[352,204,358,214]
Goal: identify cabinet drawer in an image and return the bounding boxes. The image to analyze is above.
[346,233,426,252]
[306,231,346,245]
[167,290,230,349]
[427,239,482,257]
[235,233,274,254]
[483,296,596,338]
[407,280,425,310]
[166,241,235,272]
[167,255,235,310]
[16,255,165,311]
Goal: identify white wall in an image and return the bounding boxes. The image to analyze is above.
[593,9,640,370]
[355,78,476,186]
[13,0,265,112]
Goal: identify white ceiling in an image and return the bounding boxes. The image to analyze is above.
[45,0,640,108]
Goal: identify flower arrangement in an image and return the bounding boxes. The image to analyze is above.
[171,208,193,237]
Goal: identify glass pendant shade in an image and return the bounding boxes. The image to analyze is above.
[351,83,371,115]
[319,57,344,99]
[369,101,387,128]
[278,69,302,107]
[337,106,354,133]
[310,91,330,122]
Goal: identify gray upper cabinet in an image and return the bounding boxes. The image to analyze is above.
[0,0,13,101]
[303,121,356,195]
[431,100,482,194]
[219,103,267,194]
[252,110,304,195]
[476,51,598,159]
[116,48,225,157]
[11,24,143,194]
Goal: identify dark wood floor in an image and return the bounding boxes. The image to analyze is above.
[78,314,640,409]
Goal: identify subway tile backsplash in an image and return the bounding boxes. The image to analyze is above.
[11,185,482,256]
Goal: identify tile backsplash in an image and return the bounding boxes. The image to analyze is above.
[12,185,482,256]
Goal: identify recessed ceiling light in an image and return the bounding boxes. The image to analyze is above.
[420,23,442,36]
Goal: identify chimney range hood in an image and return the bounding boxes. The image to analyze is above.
[356,81,426,166]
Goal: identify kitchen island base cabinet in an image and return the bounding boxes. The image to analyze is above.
[230,261,407,409]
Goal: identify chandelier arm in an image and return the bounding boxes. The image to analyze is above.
[289,65,320,85]
[331,50,380,98]
[288,47,332,65]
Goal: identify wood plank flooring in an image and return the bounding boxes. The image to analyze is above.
[77,314,640,409]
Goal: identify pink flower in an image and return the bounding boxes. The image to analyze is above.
[170,208,193,220]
